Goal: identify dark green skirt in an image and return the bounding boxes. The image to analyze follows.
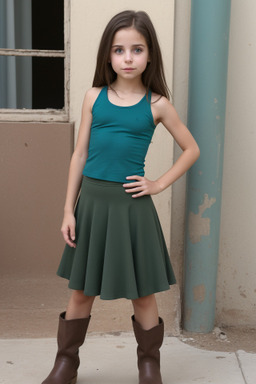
[57,176,176,300]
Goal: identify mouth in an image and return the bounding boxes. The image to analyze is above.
[122,68,135,71]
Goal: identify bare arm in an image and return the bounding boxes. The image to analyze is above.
[61,88,99,246]
[154,97,200,191]
[63,95,92,214]
[124,96,200,197]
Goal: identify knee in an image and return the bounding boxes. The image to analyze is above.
[71,290,95,306]
[132,294,156,311]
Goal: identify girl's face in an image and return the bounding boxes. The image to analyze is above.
[110,27,149,82]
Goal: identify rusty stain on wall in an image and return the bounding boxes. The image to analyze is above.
[221,308,251,324]
[189,194,216,244]
[238,286,247,298]
[193,284,206,303]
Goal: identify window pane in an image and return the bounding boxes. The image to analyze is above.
[0,55,32,109]
[0,0,32,49]
[0,56,64,109]
[32,57,64,109]
[0,0,64,50]
[32,0,64,50]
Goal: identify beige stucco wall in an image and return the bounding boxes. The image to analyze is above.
[172,0,191,292]
[173,0,256,328]
[69,0,180,333]
[216,0,256,327]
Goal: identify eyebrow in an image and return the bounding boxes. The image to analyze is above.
[112,44,146,48]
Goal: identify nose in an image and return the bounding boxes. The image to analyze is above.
[124,50,132,63]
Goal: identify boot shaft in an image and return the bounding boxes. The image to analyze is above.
[57,312,91,356]
[132,315,164,384]
[41,312,91,384]
[132,315,164,356]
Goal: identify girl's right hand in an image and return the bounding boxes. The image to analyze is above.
[61,213,76,248]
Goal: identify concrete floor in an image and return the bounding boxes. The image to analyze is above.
[1,274,255,383]
[1,334,256,384]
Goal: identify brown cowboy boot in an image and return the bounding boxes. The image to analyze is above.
[42,312,91,384]
[132,315,164,384]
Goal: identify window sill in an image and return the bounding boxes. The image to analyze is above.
[0,109,69,122]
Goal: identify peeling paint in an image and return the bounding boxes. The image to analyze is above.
[188,194,216,243]
[193,285,206,303]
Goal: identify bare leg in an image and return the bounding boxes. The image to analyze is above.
[132,294,159,330]
[66,290,96,320]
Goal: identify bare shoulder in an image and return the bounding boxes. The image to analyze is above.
[151,93,176,125]
[151,92,173,108]
[83,87,103,111]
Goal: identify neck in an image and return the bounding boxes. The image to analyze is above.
[112,77,145,94]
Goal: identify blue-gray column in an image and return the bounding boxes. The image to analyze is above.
[183,0,231,332]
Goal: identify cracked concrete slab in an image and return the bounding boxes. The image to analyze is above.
[236,350,256,384]
[1,335,254,384]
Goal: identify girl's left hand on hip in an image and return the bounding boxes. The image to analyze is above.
[123,175,162,198]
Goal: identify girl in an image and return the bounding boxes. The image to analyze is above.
[42,10,199,384]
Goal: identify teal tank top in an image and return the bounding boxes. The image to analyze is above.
[83,86,156,183]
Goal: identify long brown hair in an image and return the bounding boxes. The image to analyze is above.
[92,10,170,99]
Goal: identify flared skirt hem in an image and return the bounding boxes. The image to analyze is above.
[57,176,176,300]
[57,273,173,300]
